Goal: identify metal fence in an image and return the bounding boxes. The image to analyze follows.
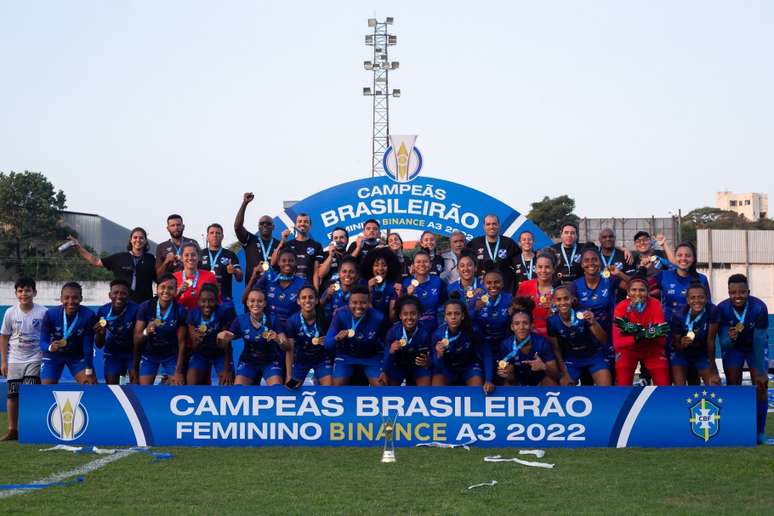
[577,217,680,247]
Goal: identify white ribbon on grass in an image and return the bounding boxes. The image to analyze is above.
[484,454,554,469]
[467,480,497,490]
[415,439,476,450]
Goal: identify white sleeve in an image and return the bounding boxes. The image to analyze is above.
[0,309,12,336]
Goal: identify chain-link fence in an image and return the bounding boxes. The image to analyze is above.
[577,216,681,248]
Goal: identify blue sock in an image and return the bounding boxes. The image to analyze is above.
[757,399,767,435]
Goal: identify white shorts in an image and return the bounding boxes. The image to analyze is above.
[7,361,41,381]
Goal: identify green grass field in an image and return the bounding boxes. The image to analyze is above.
[2,413,773,515]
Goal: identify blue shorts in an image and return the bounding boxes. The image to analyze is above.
[386,364,433,384]
[563,352,611,382]
[722,346,768,372]
[437,362,483,384]
[103,352,132,376]
[291,360,333,382]
[189,353,227,374]
[139,354,178,377]
[236,360,283,382]
[670,350,710,370]
[41,356,88,381]
[333,354,382,380]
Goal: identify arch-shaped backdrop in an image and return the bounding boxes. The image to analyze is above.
[232,175,551,306]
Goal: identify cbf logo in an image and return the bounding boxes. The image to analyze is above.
[382,134,423,183]
[687,390,722,442]
[47,391,89,441]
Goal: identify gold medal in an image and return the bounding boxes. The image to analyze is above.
[576,312,585,320]
[601,269,611,278]
[262,330,270,339]
[98,318,107,328]
[498,360,507,369]
[649,255,658,263]
[333,282,341,291]
[186,279,194,287]
[465,289,475,299]
[481,294,489,304]
[347,329,355,338]
[735,322,744,333]
[411,279,419,287]
[399,338,407,347]
[153,318,163,326]
[261,261,270,272]
[375,275,383,284]
[686,331,695,341]
[311,337,320,345]
[198,324,207,333]
[539,295,547,304]
[440,338,449,347]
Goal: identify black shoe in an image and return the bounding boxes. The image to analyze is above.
[1,429,19,441]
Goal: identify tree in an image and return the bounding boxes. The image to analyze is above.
[0,171,68,275]
[527,195,579,239]
[679,206,758,245]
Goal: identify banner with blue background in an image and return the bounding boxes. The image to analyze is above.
[20,385,755,448]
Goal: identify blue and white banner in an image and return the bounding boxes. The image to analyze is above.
[20,386,756,447]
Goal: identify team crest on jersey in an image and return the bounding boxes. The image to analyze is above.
[32,319,41,329]
[497,249,508,259]
[306,247,315,256]
[687,391,722,442]
[47,391,89,441]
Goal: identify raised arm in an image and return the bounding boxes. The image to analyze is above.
[234,192,254,244]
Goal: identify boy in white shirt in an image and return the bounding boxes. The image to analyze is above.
[1,277,48,441]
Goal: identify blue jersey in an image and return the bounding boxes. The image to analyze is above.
[187,305,236,357]
[230,312,282,364]
[137,300,187,358]
[322,287,353,321]
[546,313,601,357]
[325,307,385,358]
[431,324,492,380]
[383,322,433,370]
[474,293,513,346]
[573,276,618,333]
[447,279,485,316]
[657,270,710,323]
[670,303,719,357]
[402,276,447,327]
[40,306,97,365]
[370,282,397,320]
[255,274,307,331]
[96,301,139,355]
[285,311,329,365]
[498,332,556,374]
[717,296,768,351]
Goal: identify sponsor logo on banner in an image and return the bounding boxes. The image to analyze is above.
[47,391,89,441]
[383,135,423,183]
[687,391,722,442]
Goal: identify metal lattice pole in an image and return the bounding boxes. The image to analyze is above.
[364,18,400,177]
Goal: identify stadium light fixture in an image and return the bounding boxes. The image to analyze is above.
[364,61,373,70]
[392,89,401,97]
[365,34,374,45]
[391,61,399,69]
[368,18,377,27]
[386,17,394,24]
[388,35,397,45]
[363,87,372,96]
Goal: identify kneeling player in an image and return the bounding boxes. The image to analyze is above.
[325,285,386,386]
[669,282,720,386]
[431,299,494,394]
[186,284,236,385]
[40,282,97,385]
[285,286,332,387]
[133,274,188,385]
[94,279,139,384]
[717,274,769,444]
[221,289,285,386]
[384,296,432,386]
[496,304,561,386]
[547,286,611,386]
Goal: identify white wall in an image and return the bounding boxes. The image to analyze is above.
[698,264,774,310]
[0,281,112,306]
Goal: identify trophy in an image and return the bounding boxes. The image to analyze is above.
[381,413,398,463]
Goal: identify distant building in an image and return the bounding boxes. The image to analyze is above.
[715,191,768,220]
[62,211,158,255]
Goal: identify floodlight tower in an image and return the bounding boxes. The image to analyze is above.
[363,17,400,177]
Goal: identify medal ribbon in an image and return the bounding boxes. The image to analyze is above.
[350,315,364,335]
[208,248,223,273]
[521,254,534,280]
[561,244,577,270]
[599,251,615,269]
[182,270,200,289]
[502,335,530,363]
[62,311,79,341]
[684,308,705,332]
[485,237,501,262]
[259,238,274,263]
[444,327,461,345]
[156,301,173,323]
[300,314,319,339]
[401,326,415,347]
[731,304,748,326]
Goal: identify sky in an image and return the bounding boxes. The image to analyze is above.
[1,1,773,244]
